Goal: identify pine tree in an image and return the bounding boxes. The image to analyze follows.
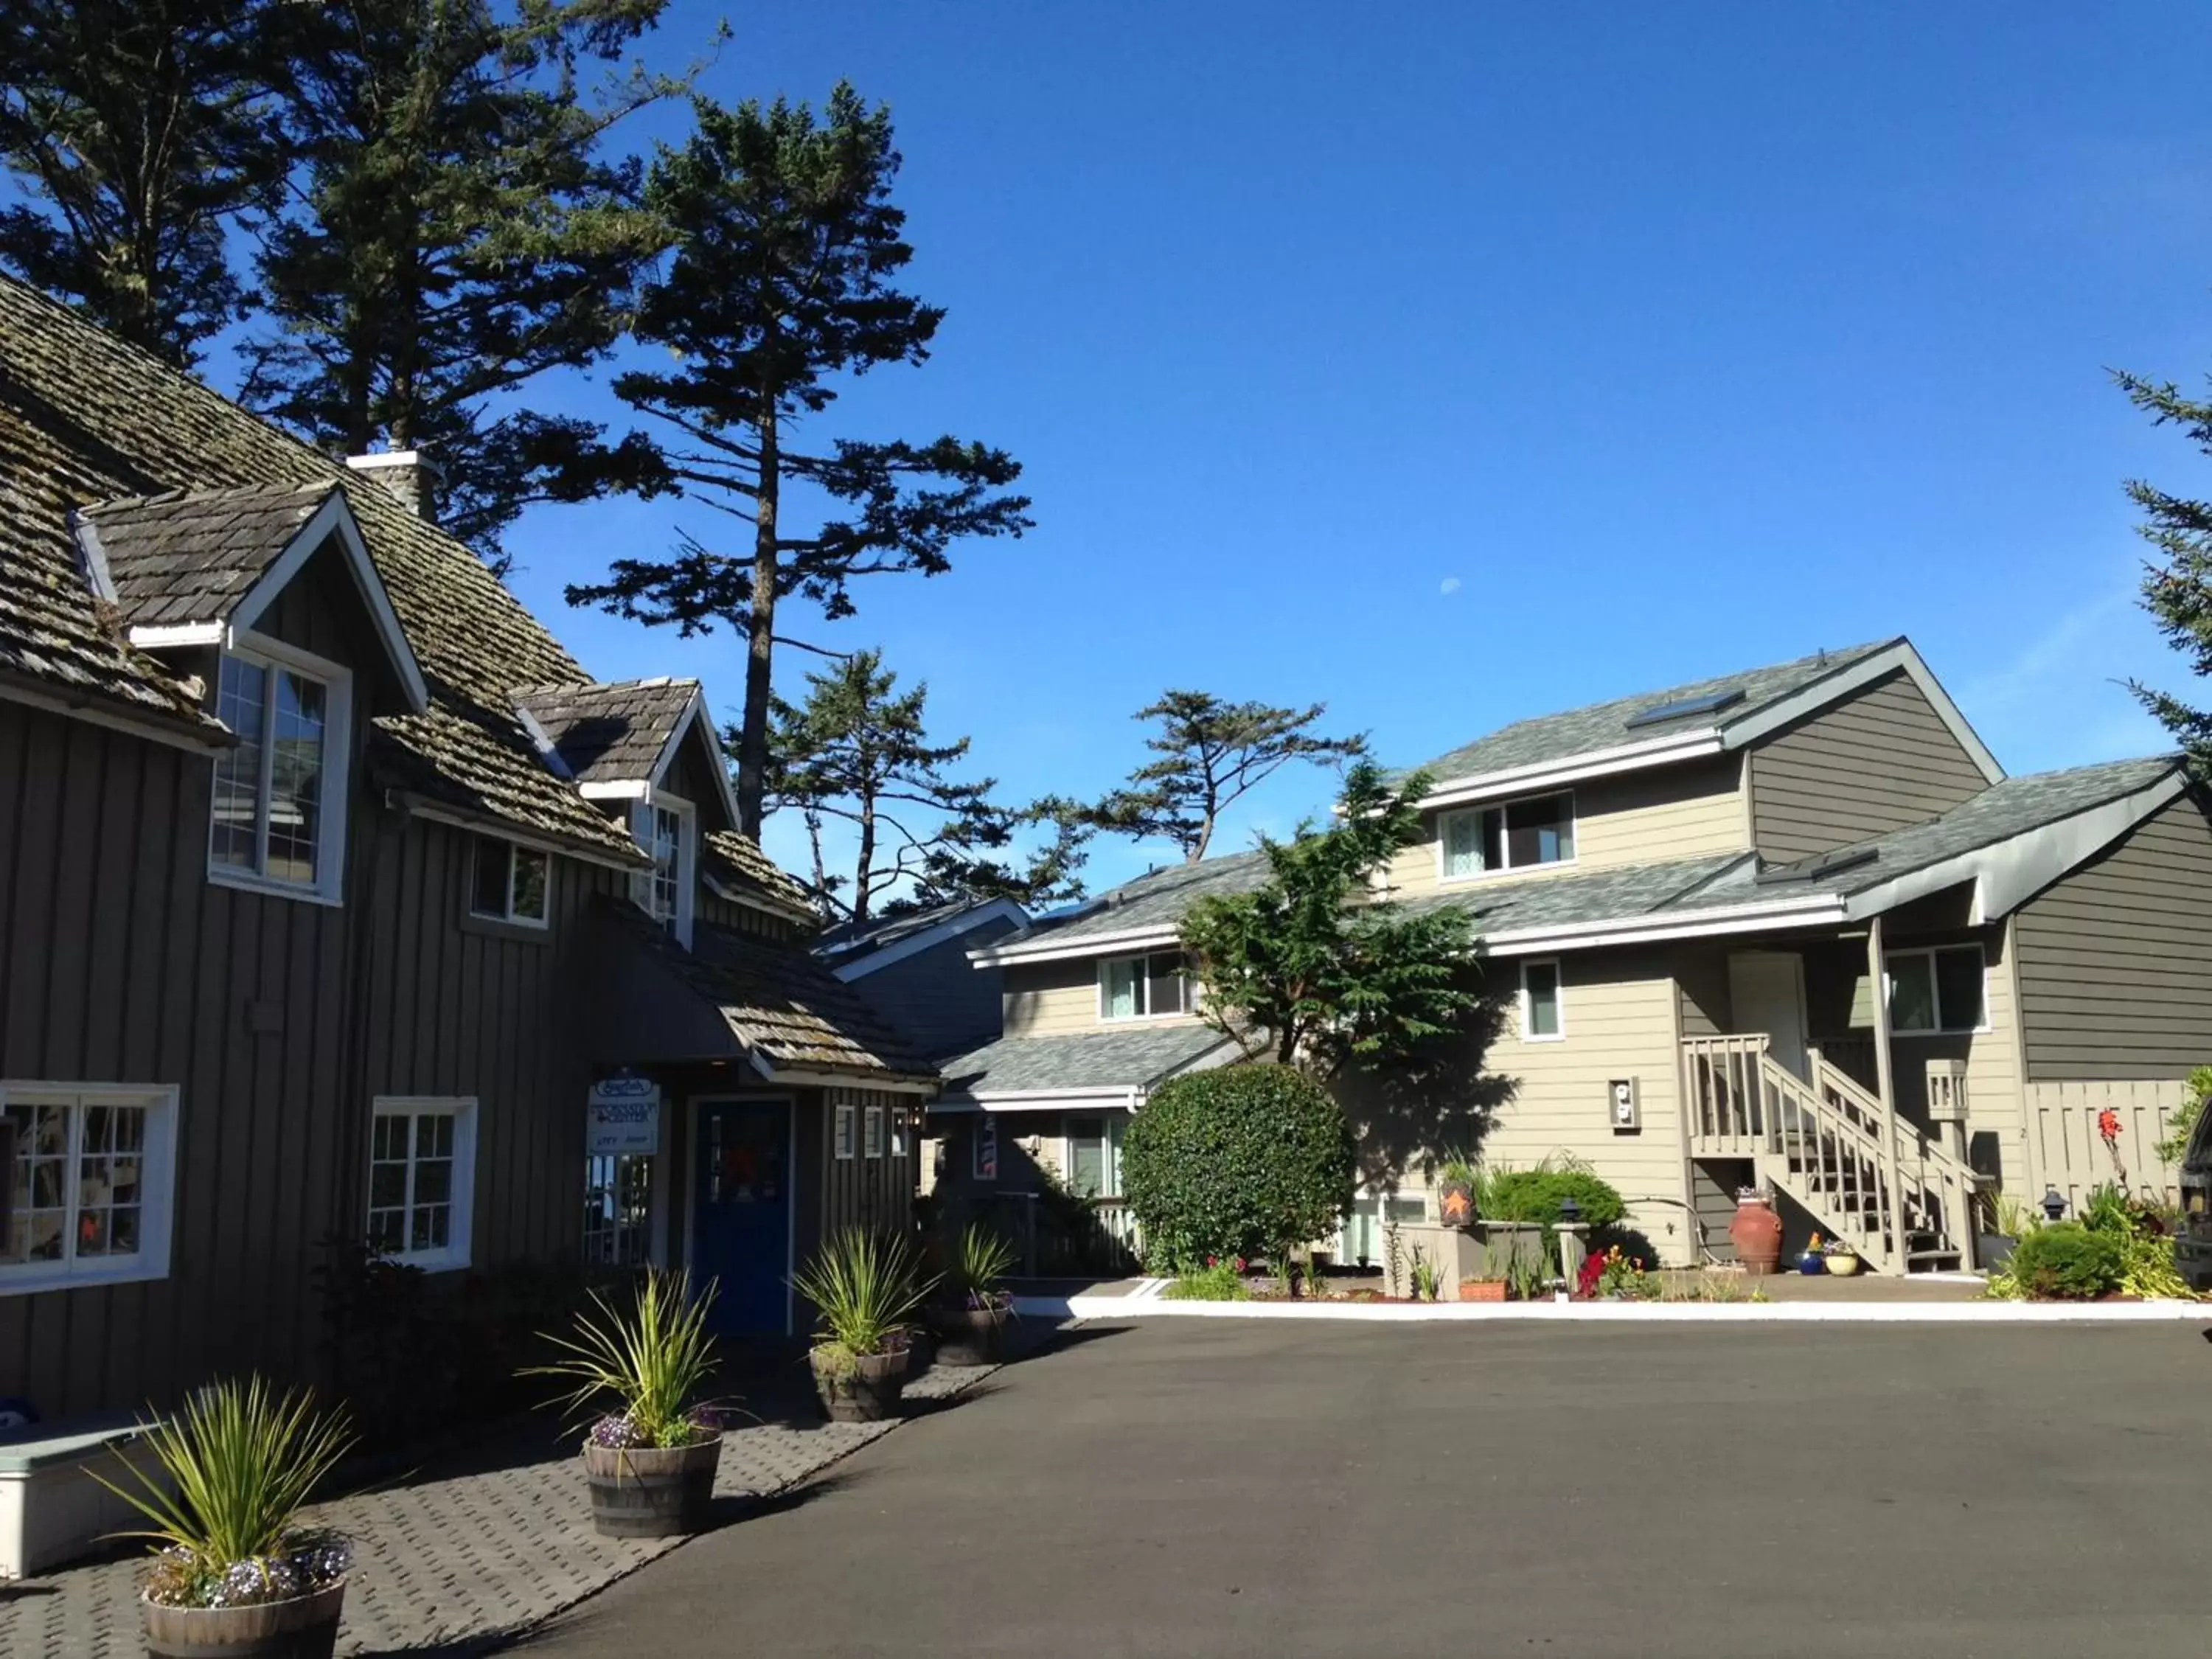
[566,86,1032,837]
[766,650,1086,925]
[1083,691,1367,862]
[241,0,685,568]
[0,0,288,364]
[2118,366,2212,763]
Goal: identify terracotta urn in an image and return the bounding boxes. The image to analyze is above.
[1730,1194,1784,1276]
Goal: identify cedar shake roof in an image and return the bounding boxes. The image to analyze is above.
[512,677,700,785]
[605,900,934,1083]
[0,274,641,864]
[703,829,818,920]
[77,480,336,627]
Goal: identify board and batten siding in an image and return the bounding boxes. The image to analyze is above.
[2011,795,2212,1081]
[1745,669,1988,863]
[1385,757,1745,900]
[1479,948,1699,1265]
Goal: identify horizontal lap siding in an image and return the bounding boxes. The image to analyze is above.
[1478,950,1697,1264]
[2013,798,2212,1080]
[1386,757,1745,899]
[1747,672,1988,863]
[1001,956,1199,1037]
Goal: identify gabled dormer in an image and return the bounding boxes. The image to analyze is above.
[74,480,428,906]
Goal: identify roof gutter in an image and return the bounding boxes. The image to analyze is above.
[386,791,651,873]
[742,1051,940,1096]
[0,666,234,754]
[1414,729,1725,810]
[1472,890,1851,958]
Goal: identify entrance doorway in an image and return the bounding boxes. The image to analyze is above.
[693,1099,793,1335]
[1726,950,1809,1079]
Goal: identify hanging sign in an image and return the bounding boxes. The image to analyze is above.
[588,1076,661,1155]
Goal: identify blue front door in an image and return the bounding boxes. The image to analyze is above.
[693,1099,791,1333]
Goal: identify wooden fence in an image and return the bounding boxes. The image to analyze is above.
[2021,1079,2191,1216]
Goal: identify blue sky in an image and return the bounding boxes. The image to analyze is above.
[138,7,2212,891]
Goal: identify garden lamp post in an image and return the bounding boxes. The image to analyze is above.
[2041,1186,2067,1224]
[1557,1194,1584,1295]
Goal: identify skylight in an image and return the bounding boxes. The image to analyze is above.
[1623,687,1746,730]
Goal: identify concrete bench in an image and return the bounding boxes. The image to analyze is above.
[0,1415,170,1579]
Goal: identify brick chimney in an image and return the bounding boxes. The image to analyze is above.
[344,449,441,521]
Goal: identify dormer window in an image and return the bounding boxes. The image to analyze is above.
[633,792,695,947]
[207,641,352,904]
[1439,791,1575,880]
[1100,952,1187,1021]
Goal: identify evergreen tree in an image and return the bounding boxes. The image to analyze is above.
[566,86,1032,837]
[0,0,288,364]
[1180,762,1481,1076]
[241,0,685,568]
[766,650,1086,925]
[1083,691,1366,863]
[2118,364,2212,763]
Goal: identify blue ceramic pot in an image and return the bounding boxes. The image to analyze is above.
[1798,1253,1826,1275]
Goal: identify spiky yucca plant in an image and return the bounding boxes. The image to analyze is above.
[791,1228,933,1366]
[942,1222,1017,1309]
[527,1267,721,1448]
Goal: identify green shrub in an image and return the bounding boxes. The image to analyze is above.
[1479,1158,1627,1229]
[2005,1222,2125,1301]
[1161,1259,1253,1301]
[1124,1064,1355,1273]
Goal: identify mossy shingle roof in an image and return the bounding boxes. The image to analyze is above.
[513,677,700,786]
[78,481,337,627]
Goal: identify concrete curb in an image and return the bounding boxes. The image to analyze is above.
[1012,1293,2211,1324]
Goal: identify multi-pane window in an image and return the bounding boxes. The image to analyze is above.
[470,835,550,925]
[582,1152,653,1267]
[634,799,691,943]
[1099,952,1186,1020]
[1888,945,1986,1034]
[863,1105,885,1159]
[834,1102,856,1160]
[210,653,333,888]
[1,1087,173,1290]
[368,1099,474,1267]
[1441,792,1576,879]
[1520,959,1563,1040]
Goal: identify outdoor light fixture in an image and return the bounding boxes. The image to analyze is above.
[2042,1186,2067,1223]
[1558,1195,1582,1225]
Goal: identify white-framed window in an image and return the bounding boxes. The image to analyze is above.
[834,1101,856,1160]
[1099,952,1187,1021]
[863,1105,885,1159]
[367,1097,476,1270]
[1886,944,1987,1035]
[1520,958,1564,1041]
[1,1084,178,1294]
[208,636,352,904]
[1439,792,1576,880]
[582,1151,654,1267]
[633,792,695,948]
[1065,1115,1126,1200]
[470,835,551,927]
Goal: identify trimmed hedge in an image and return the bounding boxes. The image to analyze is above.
[1479,1166,1627,1230]
[2007,1222,2124,1301]
[1123,1064,1354,1273]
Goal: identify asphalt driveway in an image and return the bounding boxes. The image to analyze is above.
[519,1318,2212,1658]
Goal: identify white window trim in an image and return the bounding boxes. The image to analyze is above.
[1883,943,1991,1037]
[1096,953,1185,1023]
[863,1105,885,1160]
[633,789,697,950]
[834,1102,856,1160]
[206,630,352,908]
[470,835,552,929]
[0,1082,178,1295]
[1064,1115,1124,1200]
[1519,958,1565,1043]
[1436,790,1579,886]
[367,1096,477,1272]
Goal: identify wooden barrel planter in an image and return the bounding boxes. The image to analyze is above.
[930,1304,1009,1368]
[812,1348,911,1423]
[142,1579,347,1659]
[581,1437,723,1539]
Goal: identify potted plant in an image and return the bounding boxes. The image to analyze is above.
[1458,1240,1511,1301]
[1797,1233,1829,1275]
[528,1267,724,1539]
[1977,1192,2028,1270]
[94,1375,355,1659]
[930,1222,1018,1366]
[1822,1239,1864,1278]
[1436,1152,1479,1228]
[793,1228,934,1422]
[1730,1186,1784,1275]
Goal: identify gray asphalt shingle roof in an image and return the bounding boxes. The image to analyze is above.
[936,1023,1235,1098]
[1401,852,1755,933]
[78,481,335,627]
[1402,639,1899,786]
[1005,849,1271,950]
[512,678,698,785]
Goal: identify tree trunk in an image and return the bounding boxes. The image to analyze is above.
[735,409,779,838]
[852,787,877,927]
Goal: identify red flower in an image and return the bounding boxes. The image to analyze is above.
[2098,1108,2123,1145]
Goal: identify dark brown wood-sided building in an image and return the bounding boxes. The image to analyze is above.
[0,276,933,1422]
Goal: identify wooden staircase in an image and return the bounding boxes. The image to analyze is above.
[1682,1034,1983,1273]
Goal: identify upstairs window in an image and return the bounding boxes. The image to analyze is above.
[632,793,695,947]
[470,835,550,927]
[1099,952,1187,1020]
[209,645,349,900]
[1441,792,1576,879]
[1887,945,1986,1034]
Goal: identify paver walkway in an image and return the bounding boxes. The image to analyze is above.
[0,1353,1000,1658]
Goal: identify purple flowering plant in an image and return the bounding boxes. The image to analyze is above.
[525,1267,726,1451]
